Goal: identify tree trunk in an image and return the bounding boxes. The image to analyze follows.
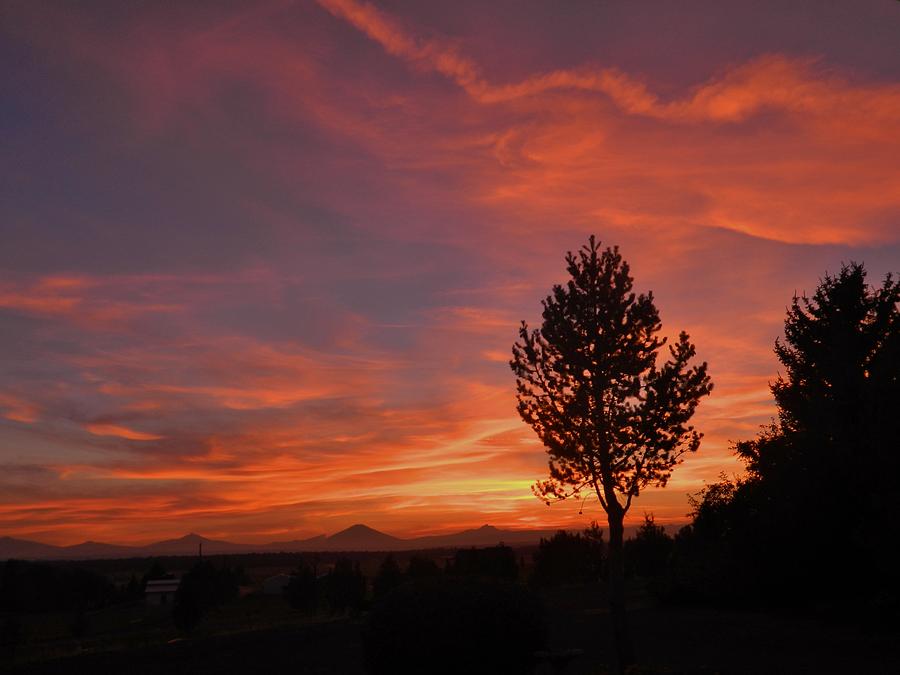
[607,510,634,674]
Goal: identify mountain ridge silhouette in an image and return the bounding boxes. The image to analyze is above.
[0,523,571,560]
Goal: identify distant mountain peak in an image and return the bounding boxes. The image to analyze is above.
[327,524,399,546]
[333,523,388,535]
[2,522,572,559]
[170,533,209,543]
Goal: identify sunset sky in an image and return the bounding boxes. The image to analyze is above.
[2,1,899,545]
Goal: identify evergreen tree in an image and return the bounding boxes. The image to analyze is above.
[285,558,319,612]
[732,263,899,607]
[531,527,605,587]
[406,555,440,580]
[325,559,366,612]
[625,514,673,578]
[511,235,712,671]
[173,560,239,632]
[373,554,403,600]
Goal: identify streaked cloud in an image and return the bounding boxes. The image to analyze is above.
[0,0,897,544]
[84,423,163,442]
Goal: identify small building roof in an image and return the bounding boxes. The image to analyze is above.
[264,573,292,582]
[145,579,180,593]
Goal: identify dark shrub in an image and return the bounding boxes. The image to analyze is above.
[406,555,440,580]
[324,558,366,612]
[173,591,204,633]
[124,574,142,600]
[654,483,778,607]
[625,514,673,579]
[0,560,114,613]
[363,578,547,675]
[653,523,745,607]
[373,555,403,601]
[284,559,319,612]
[531,528,604,587]
[448,545,518,581]
[173,561,240,632]
[69,608,89,639]
[0,614,22,662]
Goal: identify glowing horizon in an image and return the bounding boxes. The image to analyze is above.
[1,0,898,546]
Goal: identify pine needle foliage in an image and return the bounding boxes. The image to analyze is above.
[511,236,713,516]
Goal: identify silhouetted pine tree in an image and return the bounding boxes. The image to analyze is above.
[511,235,712,672]
[731,263,900,609]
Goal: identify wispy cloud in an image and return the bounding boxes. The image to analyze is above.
[0,0,897,544]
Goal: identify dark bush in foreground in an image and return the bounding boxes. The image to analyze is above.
[284,559,319,612]
[373,554,403,601]
[0,560,115,613]
[173,561,242,632]
[406,555,440,580]
[625,514,673,579]
[324,558,366,612]
[363,578,547,675]
[448,545,518,581]
[531,526,605,587]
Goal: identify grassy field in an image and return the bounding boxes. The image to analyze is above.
[4,579,899,674]
[541,583,900,674]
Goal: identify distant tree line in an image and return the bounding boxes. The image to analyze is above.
[173,560,248,632]
[363,548,545,675]
[284,546,519,614]
[0,559,118,613]
[0,559,123,658]
[528,515,674,588]
[283,538,693,673]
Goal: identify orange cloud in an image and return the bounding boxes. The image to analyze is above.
[0,394,39,423]
[319,1,900,125]
[1,0,897,546]
[316,0,900,247]
[0,275,183,329]
[84,423,163,441]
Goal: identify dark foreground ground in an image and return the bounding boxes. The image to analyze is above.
[9,585,900,674]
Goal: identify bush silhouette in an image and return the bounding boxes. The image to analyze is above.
[625,514,673,579]
[406,555,440,580]
[0,614,22,663]
[324,558,366,612]
[173,561,240,632]
[531,528,605,587]
[373,554,403,601]
[363,578,547,675]
[0,559,114,613]
[448,545,518,581]
[284,559,319,612]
